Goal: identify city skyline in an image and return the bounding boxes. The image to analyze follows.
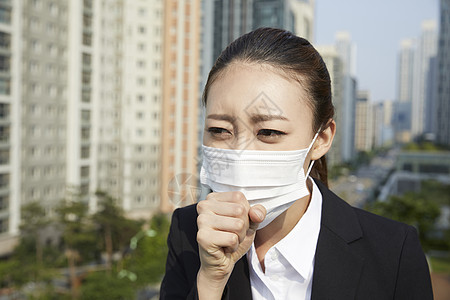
[316,0,438,102]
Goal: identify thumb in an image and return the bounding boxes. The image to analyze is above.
[248,205,266,231]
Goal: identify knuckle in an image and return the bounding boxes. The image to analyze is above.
[229,234,239,247]
[196,200,205,212]
[234,218,245,231]
[196,229,207,245]
[205,192,216,201]
[233,204,245,216]
[196,214,208,228]
[232,191,246,202]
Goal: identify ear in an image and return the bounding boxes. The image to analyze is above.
[310,119,336,161]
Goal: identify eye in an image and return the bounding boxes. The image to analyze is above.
[207,127,232,138]
[257,129,286,137]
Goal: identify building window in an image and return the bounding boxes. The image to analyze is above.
[0,173,9,189]
[83,33,92,46]
[81,146,90,159]
[0,32,10,50]
[0,125,9,142]
[81,127,90,140]
[138,43,146,51]
[48,43,57,56]
[0,7,11,24]
[80,183,89,195]
[0,195,8,210]
[82,71,91,86]
[138,7,146,16]
[49,2,58,16]
[0,149,8,165]
[137,60,146,68]
[82,91,90,103]
[81,110,90,123]
[80,166,90,178]
[83,13,92,29]
[138,26,146,34]
[83,0,92,9]
[82,53,91,66]
[0,103,9,119]
[0,218,8,233]
[137,94,145,102]
[31,40,41,52]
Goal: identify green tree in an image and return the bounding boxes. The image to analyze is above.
[56,200,98,299]
[80,271,135,300]
[20,202,51,268]
[0,202,57,290]
[123,213,170,286]
[92,191,142,269]
[368,192,440,251]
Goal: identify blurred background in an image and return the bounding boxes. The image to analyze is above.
[0,0,449,299]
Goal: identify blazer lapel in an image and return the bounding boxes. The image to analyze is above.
[227,255,253,299]
[311,180,364,300]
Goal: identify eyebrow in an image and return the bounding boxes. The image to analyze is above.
[206,114,237,124]
[206,113,289,124]
[250,114,289,123]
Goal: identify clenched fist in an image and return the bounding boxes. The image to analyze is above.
[196,191,266,299]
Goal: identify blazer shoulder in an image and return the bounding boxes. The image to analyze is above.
[315,178,417,247]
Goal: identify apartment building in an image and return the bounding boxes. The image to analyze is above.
[0,0,165,255]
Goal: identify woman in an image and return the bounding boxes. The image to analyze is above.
[160,28,433,300]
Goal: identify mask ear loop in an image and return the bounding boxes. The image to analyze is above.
[305,128,321,178]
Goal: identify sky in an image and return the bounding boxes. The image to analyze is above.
[315,0,439,102]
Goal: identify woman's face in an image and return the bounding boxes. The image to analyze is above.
[203,63,315,152]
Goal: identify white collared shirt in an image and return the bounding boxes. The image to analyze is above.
[247,178,323,300]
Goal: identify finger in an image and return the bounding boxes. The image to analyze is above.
[206,192,250,209]
[248,205,266,231]
[197,229,239,253]
[197,200,248,218]
[197,214,247,243]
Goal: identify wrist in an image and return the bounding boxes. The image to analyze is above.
[197,268,229,300]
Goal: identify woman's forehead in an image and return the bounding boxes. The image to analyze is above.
[206,63,313,122]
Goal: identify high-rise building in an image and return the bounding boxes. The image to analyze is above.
[411,20,437,137]
[0,0,18,254]
[355,91,373,152]
[252,0,315,41]
[212,0,254,63]
[335,32,357,161]
[436,0,450,145]
[315,45,343,167]
[316,32,357,163]
[373,101,394,148]
[397,39,416,103]
[160,0,201,212]
[0,0,166,256]
[288,0,315,41]
[392,102,413,144]
[253,0,295,32]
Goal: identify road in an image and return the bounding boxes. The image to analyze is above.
[329,149,398,208]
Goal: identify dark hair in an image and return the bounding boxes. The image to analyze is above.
[202,27,334,186]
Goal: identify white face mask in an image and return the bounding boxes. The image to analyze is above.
[200,132,319,229]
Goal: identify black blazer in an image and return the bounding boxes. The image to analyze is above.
[160,179,433,299]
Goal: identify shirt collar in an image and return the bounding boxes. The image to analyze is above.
[274,178,323,279]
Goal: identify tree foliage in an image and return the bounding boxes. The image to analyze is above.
[92,192,143,266]
[0,192,170,298]
[367,180,449,252]
[80,270,135,300]
[123,213,170,285]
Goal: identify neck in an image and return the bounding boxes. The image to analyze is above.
[253,178,313,271]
